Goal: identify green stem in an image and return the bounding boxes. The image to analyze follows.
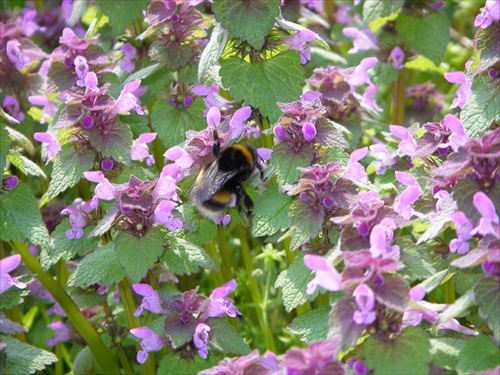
[259,116,274,150]
[118,278,156,375]
[444,277,456,304]
[55,343,63,374]
[116,342,134,375]
[392,69,406,126]
[204,242,224,286]
[237,226,276,352]
[11,242,121,375]
[216,225,234,282]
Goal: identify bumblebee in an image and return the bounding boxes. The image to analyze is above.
[189,129,264,220]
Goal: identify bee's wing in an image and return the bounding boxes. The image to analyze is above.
[188,161,238,204]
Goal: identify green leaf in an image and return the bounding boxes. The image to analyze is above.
[396,11,449,66]
[220,51,304,123]
[272,142,314,186]
[208,318,252,355]
[124,63,161,84]
[398,239,436,283]
[417,196,456,244]
[69,287,106,309]
[457,335,500,375]
[0,283,30,310]
[461,75,500,138]
[363,0,404,24]
[115,227,165,283]
[213,0,281,50]
[289,198,324,250]
[420,269,449,294]
[288,304,330,343]
[177,205,217,246]
[1,335,58,374]
[49,221,99,266]
[429,337,467,371]
[363,327,431,375]
[474,277,500,342]
[149,40,193,70]
[404,55,446,73]
[275,253,314,312]
[73,346,96,375]
[47,60,76,93]
[369,62,400,86]
[0,182,50,249]
[157,353,219,375]
[252,183,292,237]
[0,125,11,172]
[95,0,149,37]
[88,119,132,165]
[437,288,475,326]
[4,125,35,155]
[470,23,500,74]
[151,98,207,149]
[6,153,46,178]
[68,243,125,287]
[198,23,228,84]
[161,235,217,275]
[46,144,96,200]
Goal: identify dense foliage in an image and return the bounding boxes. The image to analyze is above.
[1,0,499,374]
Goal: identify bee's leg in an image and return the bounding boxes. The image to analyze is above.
[234,185,253,216]
[212,129,220,157]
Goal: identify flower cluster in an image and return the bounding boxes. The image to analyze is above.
[131,280,241,363]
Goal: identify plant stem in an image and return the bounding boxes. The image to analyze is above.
[216,224,234,282]
[392,69,406,126]
[11,241,122,375]
[204,241,224,286]
[237,226,276,353]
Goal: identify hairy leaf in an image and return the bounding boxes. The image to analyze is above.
[288,304,330,343]
[275,253,314,312]
[208,318,252,355]
[252,183,292,237]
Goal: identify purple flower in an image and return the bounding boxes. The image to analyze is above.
[390,46,405,70]
[390,125,417,157]
[229,106,252,138]
[201,279,241,319]
[33,132,62,165]
[101,158,114,171]
[442,114,469,151]
[119,43,137,73]
[444,71,472,109]
[164,146,194,169]
[343,147,368,183]
[61,207,85,240]
[369,218,400,259]
[302,121,317,141]
[153,166,182,199]
[131,133,157,166]
[3,96,24,123]
[304,254,342,294]
[343,27,379,54]
[83,171,118,209]
[3,176,19,190]
[28,95,58,124]
[471,192,499,237]
[6,40,30,70]
[74,55,89,87]
[193,323,211,359]
[207,106,221,129]
[282,339,343,375]
[112,80,145,116]
[84,71,99,92]
[352,283,377,325]
[395,171,423,220]
[279,29,317,64]
[130,327,169,364]
[132,283,167,316]
[475,0,500,28]
[154,200,183,231]
[344,57,378,87]
[369,144,397,174]
[0,254,27,294]
[46,321,71,347]
[213,213,231,226]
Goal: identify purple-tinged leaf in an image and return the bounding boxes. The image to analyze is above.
[213,0,281,50]
[328,298,364,352]
[340,227,370,252]
[452,179,482,224]
[331,178,358,209]
[470,23,500,75]
[164,313,197,349]
[451,248,488,269]
[417,195,457,245]
[374,275,410,313]
[149,41,192,70]
[431,148,471,179]
[0,312,28,334]
[414,131,440,159]
[88,119,132,165]
[47,60,76,93]
[474,277,500,343]
[52,105,84,129]
[315,118,350,150]
[363,327,431,375]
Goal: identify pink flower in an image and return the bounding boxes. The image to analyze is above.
[390,125,417,157]
[130,327,169,364]
[442,114,469,151]
[131,133,157,166]
[471,192,499,237]
[343,147,368,183]
[352,284,377,325]
[0,254,27,294]
[304,254,342,294]
[444,71,472,109]
[193,323,211,359]
[390,46,405,70]
[46,321,71,347]
[132,284,166,316]
[6,40,30,70]
[33,132,61,164]
[164,146,194,169]
[369,218,400,259]
[343,28,379,54]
